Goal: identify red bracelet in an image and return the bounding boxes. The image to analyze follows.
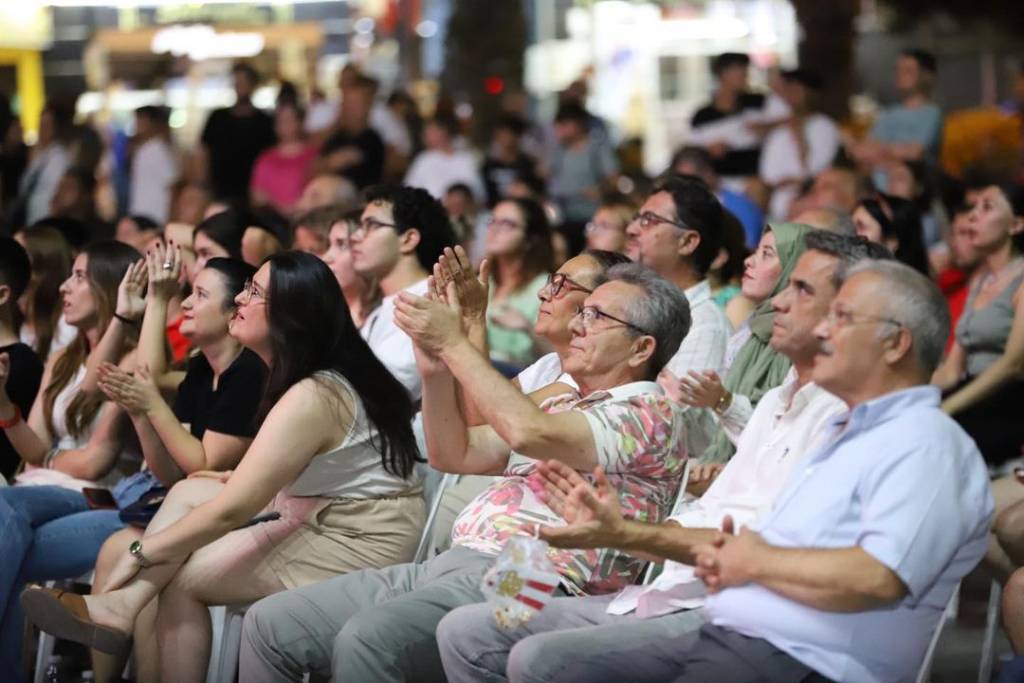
[0,404,22,429]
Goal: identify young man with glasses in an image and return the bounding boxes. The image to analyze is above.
[625,174,733,457]
[238,263,693,682]
[348,184,457,400]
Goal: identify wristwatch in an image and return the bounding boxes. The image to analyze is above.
[128,539,153,568]
[713,390,733,416]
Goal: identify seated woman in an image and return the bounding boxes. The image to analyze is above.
[88,248,265,682]
[484,197,555,371]
[23,251,424,683]
[0,241,140,680]
[661,222,812,464]
[933,184,1024,466]
[853,192,929,275]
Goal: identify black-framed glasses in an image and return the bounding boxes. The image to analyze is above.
[824,308,903,331]
[240,278,267,305]
[542,272,594,300]
[631,211,690,232]
[348,217,398,240]
[574,305,650,336]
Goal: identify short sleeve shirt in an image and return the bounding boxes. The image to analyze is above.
[172,348,267,439]
[450,381,688,595]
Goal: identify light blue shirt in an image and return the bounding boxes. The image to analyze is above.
[870,104,944,157]
[704,386,993,683]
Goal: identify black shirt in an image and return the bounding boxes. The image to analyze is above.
[481,155,544,207]
[319,127,385,189]
[201,106,276,202]
[1,342,43,479]
[172,348,267,440]
[691,92,766,177]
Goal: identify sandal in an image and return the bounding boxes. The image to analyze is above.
[21,587,131,657]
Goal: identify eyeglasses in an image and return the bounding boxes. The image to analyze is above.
[824,308,903,331]
[574,305,650,336]
[542,272,593,300]
[585,221,622,235]
[348,217,398,240]
[488,216,523,231]
[630,211,690,232]
[240,278,267,305]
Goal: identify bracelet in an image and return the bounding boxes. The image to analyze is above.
[42,447,61,469]
[114,313,141,326]
[0,404,22,429]
[713,390,733,415]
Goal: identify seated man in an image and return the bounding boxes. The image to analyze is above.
[436,231,882,682]
[351,184,458,400]
[239,262,693,682]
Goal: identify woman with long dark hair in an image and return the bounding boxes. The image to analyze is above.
[484,197,555,368]
[853,193,929,275]
[15,225,74,360]
[23,251,424,683]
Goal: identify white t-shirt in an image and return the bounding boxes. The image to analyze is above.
[759,114,840,220]
[130,137,180,223]
[404,149,485,202]
[360,279,429,401]
[514,352,565,394]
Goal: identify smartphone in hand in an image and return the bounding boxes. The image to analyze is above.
[82,487,117,510]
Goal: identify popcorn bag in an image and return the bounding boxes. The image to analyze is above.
[481,534,561,629]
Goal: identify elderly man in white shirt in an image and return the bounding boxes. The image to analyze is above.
[436,231,873,683]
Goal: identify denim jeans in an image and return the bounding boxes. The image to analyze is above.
[0,485,124,682]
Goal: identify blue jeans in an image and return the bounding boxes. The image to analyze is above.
[0,485,124,682]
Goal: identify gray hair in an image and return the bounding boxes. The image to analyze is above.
[804,230,894,289]
[846,259,950,374]
[604,263,692,378]
[812,206,856,236]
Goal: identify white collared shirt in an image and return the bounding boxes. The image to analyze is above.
[607,370,846,618]
[360,278,429,401]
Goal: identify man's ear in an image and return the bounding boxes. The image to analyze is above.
[676,230,700,259]
[398,227,422,256]
[627,335,657,372]
[882,326,914,368]
[0,284,10,309]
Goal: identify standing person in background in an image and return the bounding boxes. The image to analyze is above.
[0,238,43,482]
[50,166,111,242]
[19,101,74,225]
[129,106,179,224]
[548,103,619,253]
[404,114,484,202]
[485,198,555,371]
[319,75,386,190]
[845,49,944,187]
[250,102,318,217]
[199,63,276,204]
[759,69,840,222]
[0,94,27,212]
[689,53,766,184]
[14,226,75,361]
[482,115,543,208]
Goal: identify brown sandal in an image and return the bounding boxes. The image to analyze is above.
[21,587,131,657]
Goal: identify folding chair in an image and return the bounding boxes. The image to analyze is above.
[642,461,692,585]
[979,579,1003,683]
[32,573,94,683]
[914,583,960,683]
[206,604,248,683]
[414,473,461,563]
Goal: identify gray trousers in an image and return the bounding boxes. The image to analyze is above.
[436,594,706,683]
[239,546,494,683]
[670,624,833,683]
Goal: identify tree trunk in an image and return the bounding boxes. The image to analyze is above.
[790,0,859,121]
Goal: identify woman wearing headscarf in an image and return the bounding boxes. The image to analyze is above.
[665,222,813,466]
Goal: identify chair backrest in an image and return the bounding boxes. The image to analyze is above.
[914,583,959,683]
[642,460,692,585]
[413,473,460,563]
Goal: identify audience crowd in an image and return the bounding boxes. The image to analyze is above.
[1,47,1024,682]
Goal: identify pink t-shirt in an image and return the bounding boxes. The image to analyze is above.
[250,144,318,212]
